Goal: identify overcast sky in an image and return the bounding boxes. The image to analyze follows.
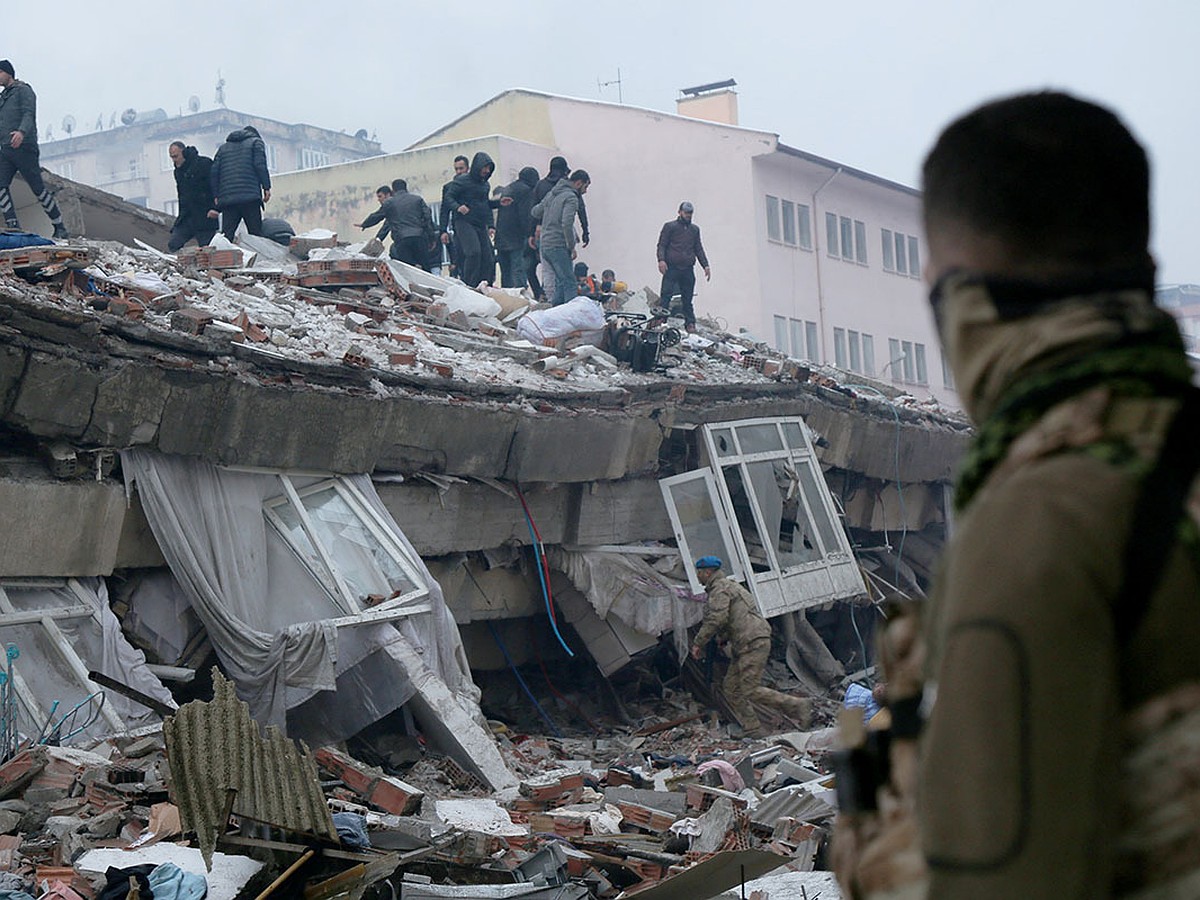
[9,0,1198,282]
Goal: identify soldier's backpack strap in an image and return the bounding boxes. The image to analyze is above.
[1116,386,1200,640]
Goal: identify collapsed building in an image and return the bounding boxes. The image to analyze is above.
[0,188,968,896]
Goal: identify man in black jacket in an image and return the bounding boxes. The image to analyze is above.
[360,178,436,269]
[495,167,539,288]
[655,201,711,332]
[438,155,470,275]
[0,60,68,238]
[167,142,218,251]
[442,152,496,286]
[210,125,271,240]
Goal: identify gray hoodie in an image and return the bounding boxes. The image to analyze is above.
[0,81,38,150]
[531,178,582,253]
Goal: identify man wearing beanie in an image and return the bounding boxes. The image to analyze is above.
[0,60,69,239]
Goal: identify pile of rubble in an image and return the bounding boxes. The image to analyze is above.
[0,666,845,899]
[0,233,950,414]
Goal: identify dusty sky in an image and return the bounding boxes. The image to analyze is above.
[8,0,1198,282]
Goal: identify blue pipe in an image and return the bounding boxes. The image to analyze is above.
[487,621,562,738]
[519,498,574,658]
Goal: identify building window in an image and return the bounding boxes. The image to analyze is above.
[163,199,178,216]
[828,212,867,263]
[766,195,782,242]
[777,317,819,360]
[886,338,929,385]
[781,200,797,246]
[839,217,853,262]
[797,203,812,250]
[833,327,847,368]
[805,320,819,362]
[159,144,174,173]
[55,161,74,179]
[774,315,788,351]
[264,143,279,172]
[854,220,867,264]
[825,212,838,256]
[862,334,875,376]
[848,330,861,372]
[942,351,956,389]
[834,329,874,375]
[299,147,330,170]
[883,228,921,278]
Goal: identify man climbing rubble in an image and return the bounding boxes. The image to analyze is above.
[834,91,1200,899]
[0,60,69,239]
[690,556,810,737]
[441,151,497,287]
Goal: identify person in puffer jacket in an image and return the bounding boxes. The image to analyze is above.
[210,125,271,240]
[441,151,496,287]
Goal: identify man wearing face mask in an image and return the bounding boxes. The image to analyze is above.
[835,91,1200,900]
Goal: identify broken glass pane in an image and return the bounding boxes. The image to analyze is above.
[664,476,739,580]
[736,423,784,454]
[745,460,823,569]
[710,427,736,458]
[795,460,843,557]
[299,486,419,604]
[722,465,772,573]
[782,421,807,450]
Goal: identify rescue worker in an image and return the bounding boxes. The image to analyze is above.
[690,556,810,737]
[834,91,1200,899]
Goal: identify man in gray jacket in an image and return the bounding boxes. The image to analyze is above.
[0,60,68,239]
[531,170,590,305]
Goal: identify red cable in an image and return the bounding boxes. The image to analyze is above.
[515,484,559,625]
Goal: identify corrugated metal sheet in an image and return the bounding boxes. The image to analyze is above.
[163,671,336,868]
[749,780,836,828]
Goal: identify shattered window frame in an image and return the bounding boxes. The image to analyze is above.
[0,579,127,737]
[665,418,865,617]
[659,468,747,594]
[262,475,432,627]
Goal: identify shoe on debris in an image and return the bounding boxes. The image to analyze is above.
[52,224,70,240]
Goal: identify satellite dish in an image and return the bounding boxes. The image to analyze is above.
[355,128,368,140]
[120,108,137,126]
[62,115,76,136]
[188,95,201,113]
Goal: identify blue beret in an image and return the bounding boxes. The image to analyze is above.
[694,556,722,570]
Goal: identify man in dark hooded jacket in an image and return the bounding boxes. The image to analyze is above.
[0,60,68,238]
[167,142,218,251]
[210,125,271,240]
[442,151,496,286]
[494,166,539,288]
[360,178,436,269]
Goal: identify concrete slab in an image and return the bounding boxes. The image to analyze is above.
[76,845,262,900]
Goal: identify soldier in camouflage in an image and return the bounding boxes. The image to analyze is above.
[690,556,810,737]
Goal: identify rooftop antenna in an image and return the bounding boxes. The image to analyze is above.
[215,72,226,108]
[598,68,623,104]
[188,95,201,114]
[62,115,75,137]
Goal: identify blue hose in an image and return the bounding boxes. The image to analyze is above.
[517,492,574,658]
[487,621,562,738]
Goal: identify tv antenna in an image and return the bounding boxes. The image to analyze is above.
[598,68,623,104]
[62,115,75,137]
[188,95,201,114]
[215,71,226,108]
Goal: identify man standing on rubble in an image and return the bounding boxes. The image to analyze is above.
[655,202,710,334]
[834,92,1200,899]
[494,166,539,288]
[438,155,470,275]
[531,169,590,306]
[0,60,69,239]
[359,178,436,270]
[442,152,497,287]
[690,557,810,737]
[210,125,271,240]
[167,142,218,252]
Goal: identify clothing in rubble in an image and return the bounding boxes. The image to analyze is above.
[169,145,218,252]
[692,572,809,734]
[494,166,539,288]
[361,186,435,270]
[441,151,496,287]
[656,212,709,327]
[0,66,67,238]
[210,125,271,240]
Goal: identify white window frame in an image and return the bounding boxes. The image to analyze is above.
[853,220,868,265]
[781,199,797,246]
[0,579,127,736]
[659,469,747,594]
[773,315,788,352]
[262,475,432,627]
[661,419,865,617]
[766,195,782,243]
[797,203,813,250]
[163,199,179,216]
[882,228,895,271]
[300,147,330,170]
[825,212,839,257]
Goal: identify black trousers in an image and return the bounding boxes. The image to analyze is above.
[0,146,64,228]
[220,201,263,240]
[390,235,429,270]
[659,265,697,325]
[524,243,543,299]
[169,218,218,252]
[454,221,495,287]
